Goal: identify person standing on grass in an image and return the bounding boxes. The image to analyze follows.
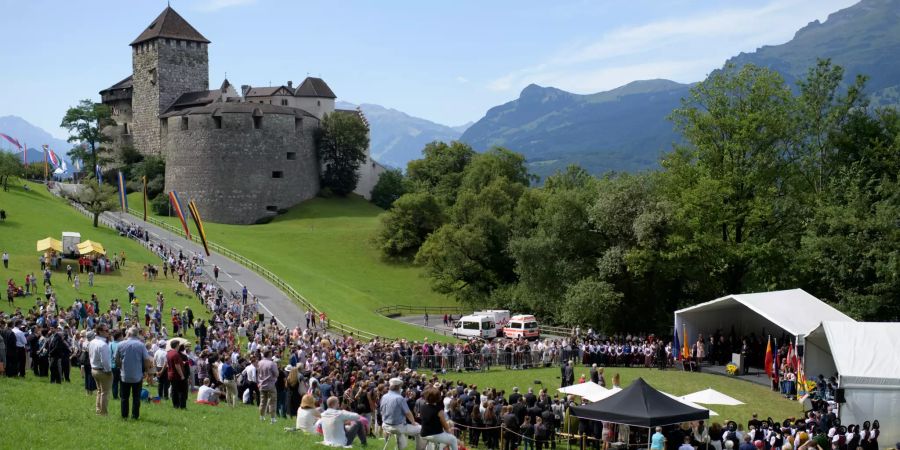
[2,251,9,269]
[88,271,94,288]
[165,341,188,409]
[154,340,169,400]
[88,324,113,415]
[116,327,150,420]
[12,320,27,377]
[257,350,279,423]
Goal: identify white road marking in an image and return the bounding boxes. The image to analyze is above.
[224,272,233,279]
[258,302,285,327]
[234,280,244,287]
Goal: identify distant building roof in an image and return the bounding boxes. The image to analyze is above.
[99,75,133,95]
[244,86,294,98]
[131,7,210,46]
[160,102,317,119]
[294,77,336,99]
[166,90,220,112]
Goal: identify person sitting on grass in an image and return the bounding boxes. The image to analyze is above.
[315,396,368,447]
[196,377,222,405]
[296,393,321,433]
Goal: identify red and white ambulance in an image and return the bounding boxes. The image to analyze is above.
[503,315,540,340]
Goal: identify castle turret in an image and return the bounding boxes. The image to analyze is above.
[293,77,336,119]
[130,6,210,156]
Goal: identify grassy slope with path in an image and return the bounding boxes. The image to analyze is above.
[0,182,208,325]
[128,192,455,340]
[446,366,803,425]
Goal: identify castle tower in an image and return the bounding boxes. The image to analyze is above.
[130,7,210,155]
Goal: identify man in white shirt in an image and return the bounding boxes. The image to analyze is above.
[316,396,368,447]
[196,378,221,405]
[241,359,258,405]
[11,320,28,377]
[88,325,113,415]
[154,343,169,400]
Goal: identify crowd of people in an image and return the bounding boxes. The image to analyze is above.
[1,220,892,450]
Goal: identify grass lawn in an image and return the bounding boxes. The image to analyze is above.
[438,366,804,426]
[0,375,359,448]
[128,192,455,340]
[0,181,209,327]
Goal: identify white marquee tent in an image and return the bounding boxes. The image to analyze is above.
[805,321,900,447]
[674,289,854,350]
[680,388,744,406]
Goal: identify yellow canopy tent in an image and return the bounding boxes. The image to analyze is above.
[36,237,63,253]
[77,240,106,256]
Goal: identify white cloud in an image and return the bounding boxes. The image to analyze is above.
[488,0,857,94]
[195,0,257,13]
[455,76,469,84]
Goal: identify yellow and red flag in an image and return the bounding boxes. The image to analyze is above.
[764,336,774,379]
[187,199,211,257]
[168,191,191,240]
[681,324,690,360]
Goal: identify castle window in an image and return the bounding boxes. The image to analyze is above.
[266,205,278,212]
[272,171,283,179]
[123,123,129,135]
[281,99,288,106]
[253,116,262,129]
[294,118,302,130]
[181,117,189,131]
[317,100,321,107]
[160,119,168,136]
[286,152,296,160]
[149,68,157,86]
[213,116,222,129]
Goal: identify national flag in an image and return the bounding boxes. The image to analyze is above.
[673,327,681,361]
[142,176,148,221]
[187,199,211,256]
[0,133,22,149]
[168,191,192,240]
[95,164,103,185]
[117,171,129,212]
[772,338,780,383]
[47,148,61,168]
[764,336,774,379]
[681,323,690,360]
[73,159,82,172]
[786,343,795,371]
[42,145,48,180]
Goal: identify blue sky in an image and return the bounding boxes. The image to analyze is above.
[0,0,858,139]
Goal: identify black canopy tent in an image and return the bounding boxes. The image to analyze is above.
[571,378,709,427]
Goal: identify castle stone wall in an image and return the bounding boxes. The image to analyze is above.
[163,107,320,224]
[132,39,208,156]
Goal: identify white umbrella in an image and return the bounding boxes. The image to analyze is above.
[662,391,718,416]
[558,381,608,400]
[583,385,621,402]
[681,388,744,406]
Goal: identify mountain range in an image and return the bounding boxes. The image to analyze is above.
[337,101,468,168]
[461,0,900,177]
[4,0,898,178]
[0,115,73,167]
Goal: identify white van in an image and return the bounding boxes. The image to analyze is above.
[503,315,540,340]
[452,315,497,339]
[473,309,510,336]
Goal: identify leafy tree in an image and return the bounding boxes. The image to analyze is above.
[792,59,869,197]
[667,64,798,294]
[407,141,476,206]
[370,169,407,209]
[316,112,370,196]
[374,191,444,258]
[417,148,530,307]
[76,180,117,227]
[559,277,622,332]
[60,99,114,170]
[0,152,23,191]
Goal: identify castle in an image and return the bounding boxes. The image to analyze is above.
[99,7,384,224]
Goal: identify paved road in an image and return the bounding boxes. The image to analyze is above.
[89,208,308,330]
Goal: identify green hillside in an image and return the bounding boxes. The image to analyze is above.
[0,182,208,324]
[129,193,456,339]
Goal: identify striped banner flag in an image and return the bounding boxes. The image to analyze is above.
[117,171,129,212]
[47,148,61,169]
[168,191,192,240]
[187,199,211,256]
[142,176,148,221]
[0,133,22,149]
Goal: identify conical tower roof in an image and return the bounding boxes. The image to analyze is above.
[131,6,210,46]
